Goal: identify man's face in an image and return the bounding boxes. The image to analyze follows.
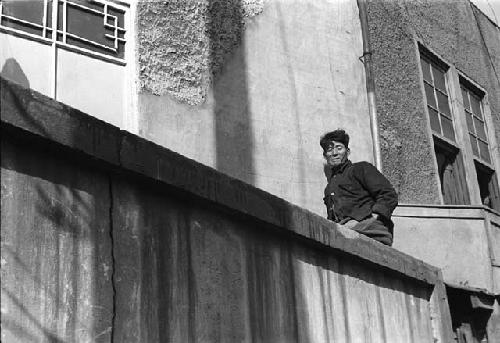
[323,140,349,167]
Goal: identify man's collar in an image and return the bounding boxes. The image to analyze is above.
[331,159,352,175]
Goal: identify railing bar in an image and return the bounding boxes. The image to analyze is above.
[66,0,105,16]
[0,26,53,44]
[0,14,46,29]
[113,13,118,49]
[42,0,48,38]
[91,0,129,12]
[52,0,59,99]
[104,34,125,43]
[62,0,67,43]
[61,30,117,51]
[55,40,126,65]
[104,24,126,32]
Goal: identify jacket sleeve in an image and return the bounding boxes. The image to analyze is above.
[353,162,398,220]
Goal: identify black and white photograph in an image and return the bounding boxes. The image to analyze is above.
[1,0,500,341]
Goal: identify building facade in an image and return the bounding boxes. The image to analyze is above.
[1,0,500,342]
[365,1,500,341]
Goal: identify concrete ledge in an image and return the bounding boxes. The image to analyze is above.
[395,203,500,219]
[1,77,441,285]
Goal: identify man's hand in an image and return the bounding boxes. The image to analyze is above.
[371,213,380,221]
[339,219,359,230]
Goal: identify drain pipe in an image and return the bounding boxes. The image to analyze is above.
[357,0,382,171]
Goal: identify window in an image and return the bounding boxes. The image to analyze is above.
[420,55,455,142]
[0,0,127,61]
[434,138,470,205]
[419,49,469,205]
[0,0,131,128]
[460,81,500,211]
[475,162,500,210]
[418,45,500,211]
[461,84,491,164]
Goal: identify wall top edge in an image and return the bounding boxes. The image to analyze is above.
[395,203,500,219]
[0,77,442,285]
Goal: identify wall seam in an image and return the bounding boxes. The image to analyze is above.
[108,176,117,343]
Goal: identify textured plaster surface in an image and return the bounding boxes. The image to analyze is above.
[137,0,264,105]
[393,207,494,292]
[135,0,373,216]
[367,0,500,204]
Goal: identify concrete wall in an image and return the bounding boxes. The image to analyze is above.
[135,0,373,216]
[366,0,500,204]
[392,204,500,342]
[393,205,500,294]
[0,33,52,95]
[1,78,454,342]
[0,33,126,128]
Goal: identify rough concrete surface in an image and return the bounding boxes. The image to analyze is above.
[1,77,454,342]
[112,178,437,342]
[394,211,494,292]
[136,0,374,217]
[1,137,113,342]
[366,0,500,204]
[1,77,440,284]
[137,0,264,105]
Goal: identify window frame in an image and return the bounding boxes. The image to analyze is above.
[419,50,459,146]
[0,0,130,65]
[416,41,500,212]
[0,0,138,133]
[459,77,495,169]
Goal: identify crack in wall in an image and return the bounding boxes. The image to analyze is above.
[108,176,117,343]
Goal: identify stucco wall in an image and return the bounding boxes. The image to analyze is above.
[366,0,500,204]
[135,0,373,216]
[392,206,497,293]
[0,33,127,128]
[0,33,52,95]
[1,78,454,343]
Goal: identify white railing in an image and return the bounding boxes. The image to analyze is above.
[0,0,128,64]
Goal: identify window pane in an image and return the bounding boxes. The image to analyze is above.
[58,1,126,58]
[421,58,432,83]
[470,95,482,118]
[475,163,499,211]
[470,134,479,157]
[2,0,45,24]
[461,88,470,110]
[478,140,491,164]
[428,107,441,134]
[425,83,437,108]
[2,0,46,36]
[474,118,487,140]
[465,112,475,133]
[432,66,447,92]
[66,3,109,46]
[441,115,455,141]
[437,91,451,116]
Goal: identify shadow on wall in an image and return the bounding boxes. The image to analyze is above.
[1,80,112,342]
[208,0,255,185]
[1,136,113,342]
[1,58,30,89]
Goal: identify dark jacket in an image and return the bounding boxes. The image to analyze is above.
[323,160,398,223]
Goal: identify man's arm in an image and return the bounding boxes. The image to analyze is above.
[354,162,398,220]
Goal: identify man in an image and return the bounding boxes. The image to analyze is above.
[321,129,398,246]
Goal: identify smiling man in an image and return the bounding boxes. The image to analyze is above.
[320,129,398,246]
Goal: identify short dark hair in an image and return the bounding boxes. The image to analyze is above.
[320,129,350,150]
